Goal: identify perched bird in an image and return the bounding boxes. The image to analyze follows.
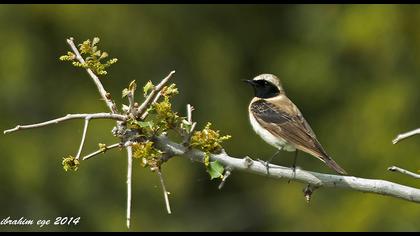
[244,74,347,175]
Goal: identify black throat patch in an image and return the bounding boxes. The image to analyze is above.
[251,80,280,98]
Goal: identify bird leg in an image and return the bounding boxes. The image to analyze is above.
[288,150,298,184]
[258,149,281,175]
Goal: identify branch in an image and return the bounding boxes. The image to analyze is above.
[393,128,420,144]
[139,91,162,120]
[75,118,90,160]
[154,136,420,203]
[82,143,121,161]
[4,113,126,134]
[136,70,176,118]
[125,143,133,229]
[183,104,197,144]
[157,169,172,214]
[66,37,118,114]
[218,167,232,190]
[388,166,420,179]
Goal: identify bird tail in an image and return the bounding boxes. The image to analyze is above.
[323,158,347,175]
[310,142,348,175]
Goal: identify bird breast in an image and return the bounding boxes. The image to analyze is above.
[248,111,296,152]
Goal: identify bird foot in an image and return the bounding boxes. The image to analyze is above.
[257,159,270,175]
[288,165,296,184]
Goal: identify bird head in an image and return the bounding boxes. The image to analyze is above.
[243,74,285,99]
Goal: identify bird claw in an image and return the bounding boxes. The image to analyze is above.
[257,159,270,175]
[287,164,296,184]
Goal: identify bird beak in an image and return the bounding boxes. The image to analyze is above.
[243,79,256,86]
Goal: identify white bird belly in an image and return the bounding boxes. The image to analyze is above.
[249,113,296,152]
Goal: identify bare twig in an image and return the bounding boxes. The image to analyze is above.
[136,70,176,118]
[139,91,162,120]
[388,166,420,179]
[75,118,90,160]
[218,167,232,190]
[157,169,172,214]
[4,113,126,134]
[183,104,197,144]
[187,104,194,124]
[82,143,121,161]
[125,142,133,229]
[66,37,118,114]
[127,92,135,114]
[393,128,420,144]
[154,136,420,203]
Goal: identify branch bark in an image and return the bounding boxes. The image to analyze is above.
[388,166,420,179]
[66,37,118,114]
[75,118,90,160]
[136,70,176,118]
[82,143,121,161]
[4,113,126,134]
[392,128,420,144]
[157,169,172,214]
[154,136,420,203]
[125,143,133,229]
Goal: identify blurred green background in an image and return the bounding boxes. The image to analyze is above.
[1,4,420,232]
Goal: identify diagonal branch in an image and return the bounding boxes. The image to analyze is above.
[393,128,420,144]
[157,169,172,214]
[82,143,121,161]
[154,136,420,204]
[139,91,162,120]
[4,113,126,134]
[136,70,176,118]
[388,166,420,179]
[66,37,118,114]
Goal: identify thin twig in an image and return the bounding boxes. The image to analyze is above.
[388,166,420,179]
[139,91,162,120]
[75,118,90,160]
[127,92,135,114]
[157,169,172,214]
[393,128,420,144]
[66,37,118,114]
[82,143,121,161]
[218,167,232,190]
[125,142,133,229]
[187,104,194,124]
[4,113,126,134]
[183,104,197,144]
[136,70,176,118]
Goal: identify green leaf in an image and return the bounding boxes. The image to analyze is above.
[129,80,137,93]
[92,37,100,46]
[98,143,107,152]
[100,52,108,59]
[143,80,154,97]
[135,120,154,128]
[122,88,130,98]
[207,161,224,180]
[161,84,179,98]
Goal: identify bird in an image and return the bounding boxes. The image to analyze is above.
[244,74,347,175]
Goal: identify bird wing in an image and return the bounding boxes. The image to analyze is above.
[250,99,323,155]
[250,99,347,175]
